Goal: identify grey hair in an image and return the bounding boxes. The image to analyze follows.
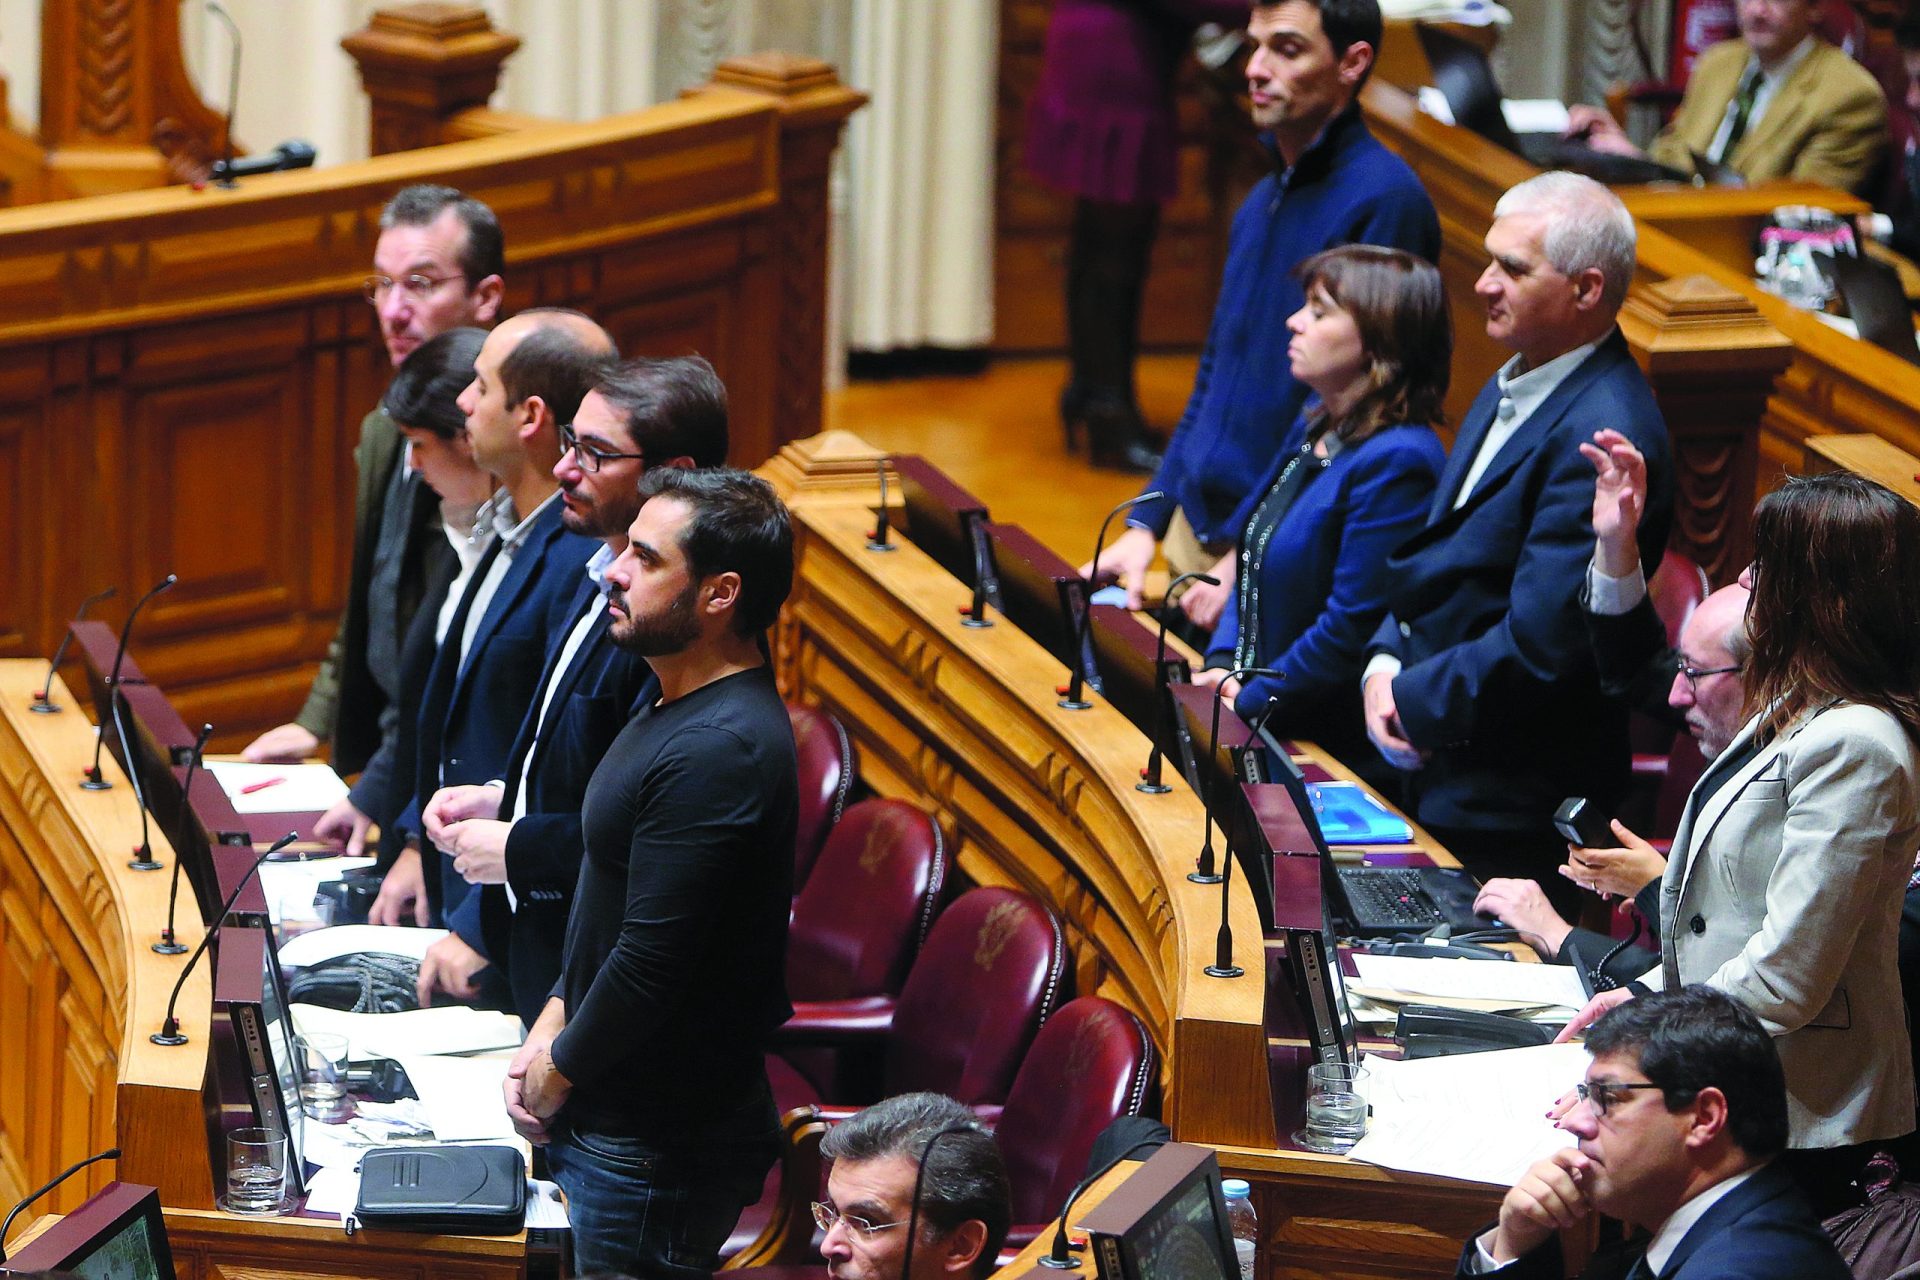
[1493,171,1637,313]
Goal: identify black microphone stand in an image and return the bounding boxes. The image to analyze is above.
[1205,696,1280,981]
[899,1123,983,1280]
[83,574,177,791]
[1060,490,1164,710]
[1034,1137,1168,1269]
[151,832,297,1046]
[206,1,242,188]
[111,686,161,871]
[1137,570,1218,794]
[155,722,215,955]
[1189,665,1282,883]
[29,585,116,714]
[866,459,895,552]
[0,1147,121,1261]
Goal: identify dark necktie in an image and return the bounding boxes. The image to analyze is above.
[1620,1250,1656,1280]
[1715,71,1761,163]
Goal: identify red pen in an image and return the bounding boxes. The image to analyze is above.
[240,775,286,795]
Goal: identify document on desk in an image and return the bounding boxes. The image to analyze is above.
[208,760,350,813]
[395,1052,519,1142]
[290,1004,525,1059]
[256,857,377,925]
[278,923,448,968]
[1350,954,1590,1013]
[1347,1042,1589,1185]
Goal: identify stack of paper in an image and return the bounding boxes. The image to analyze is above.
[208,761,350,813]
[1349,954,1589,1017]
[278,923,448,968]
[290,1004,525,1059]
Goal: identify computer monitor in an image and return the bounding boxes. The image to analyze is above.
[981,522,1097,689]
[892,455,998,607]
[2,1181,177,1279]
[1086,604,1188,742]
[1075,1143,1238,1280]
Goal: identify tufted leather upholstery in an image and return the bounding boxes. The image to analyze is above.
[788,703,857,893]
[995,997,1157,1245]
[786,799,946,1003]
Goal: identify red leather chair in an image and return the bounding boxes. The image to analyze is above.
[788,703,857,894]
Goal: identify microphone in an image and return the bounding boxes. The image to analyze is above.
[1060,491,1164,710]
[867,459,895,552]
[83,575,177,791]
[110,684,161,872]
[155,722,215,955]
[1205,695,1277,981]
[210,140,317,183]
[1189,666,1282,884]
[30,586,117,714]
[1138,571,1219,794]
[1035,1137,1167,1269]
[151,832,298,1046]
[899,1122,985,1280]
[206,2,241,188]
[0,1146,120,1262]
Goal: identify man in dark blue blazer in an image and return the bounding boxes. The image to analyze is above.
[1458,985,1848,1279]
[368,311,613,1002]
[1364,172,1673,908]
[417,356,732,1021]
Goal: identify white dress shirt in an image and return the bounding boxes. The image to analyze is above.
[1468,1166,1759,1274]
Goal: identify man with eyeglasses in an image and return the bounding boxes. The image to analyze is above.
[416,356,729,1022]
[812,1092,1010,1280]
[1462,985,1847,1278]
[243,185,505,860]
[373,309,613,1009]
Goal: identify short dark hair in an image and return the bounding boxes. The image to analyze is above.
[383,327,486,439]
[590,356,730,468]
[1745,471,1920,740]
[498,309,615,427]
[1295,245,1451,442]
[636,467,793,636]
[821,1092,1011,1279]
[1586,985,1789,1160]
[379,183,505,285]
[1257,0,1384,89]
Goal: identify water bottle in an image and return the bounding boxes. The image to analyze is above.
[1222,1178,1257,1280]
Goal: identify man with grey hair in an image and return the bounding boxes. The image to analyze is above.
[815,1093,1011,1280]
[1364,171,1673,913]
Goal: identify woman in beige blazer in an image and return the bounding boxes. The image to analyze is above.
[1563,470,1920,1215]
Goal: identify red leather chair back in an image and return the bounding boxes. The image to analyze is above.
[788,703,857,891]
[787,799,946,1002]
[886,887,1066,1106]
[995,997,1157,1228]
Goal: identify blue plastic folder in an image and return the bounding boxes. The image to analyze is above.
[1309,781,1413,845]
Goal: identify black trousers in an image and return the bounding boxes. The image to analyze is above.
[1064,197,1160,414]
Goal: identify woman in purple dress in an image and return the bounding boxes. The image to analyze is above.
[1025,0,1247,472]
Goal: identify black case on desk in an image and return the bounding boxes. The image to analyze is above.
[355,1145,527,1233]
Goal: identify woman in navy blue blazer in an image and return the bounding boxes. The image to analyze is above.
[1196,245,1449,776]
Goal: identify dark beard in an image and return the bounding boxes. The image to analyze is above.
[609,577,702,656]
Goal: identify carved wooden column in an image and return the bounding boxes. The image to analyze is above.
[340,4,521,156]
[1619,274,1792,584]
[699,54,866,444]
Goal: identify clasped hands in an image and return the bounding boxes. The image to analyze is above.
[504,1000,572,1145]
[423,782,510,886]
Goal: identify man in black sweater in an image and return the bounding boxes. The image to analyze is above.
[505,466,797,1279]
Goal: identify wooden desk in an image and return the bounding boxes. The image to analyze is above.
[1619,182,1868,281]
[995,1160,1138,1278]
[1802,433,1920,506]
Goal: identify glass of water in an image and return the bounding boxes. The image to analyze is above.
[221,1127,288,1215]
[294,1031,353,1123]
[1297,1060,1370,1154]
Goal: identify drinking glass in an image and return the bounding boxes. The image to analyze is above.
[1296,1061,1370,1153]
[222,1127,288,1215]
[294,1031,352,1122]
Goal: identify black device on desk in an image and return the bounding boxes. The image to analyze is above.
[1416,23,1690,186]
[1075,1143,1240,1280]
[1828,251,1920,366]
[1,1181,178,1277]
[215,926,309,1199]
[1395,1004,1556,1059]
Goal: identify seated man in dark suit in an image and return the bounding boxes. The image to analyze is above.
[416,356,732,1021]
[1462,985,1847,1279]
[1364,171,1673,914]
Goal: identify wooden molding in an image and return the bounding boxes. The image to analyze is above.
[340,5,523,157]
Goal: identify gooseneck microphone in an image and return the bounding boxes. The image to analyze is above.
[1189,666,1282,884]
[151,832,297,1046]
[1205,695,1280,981]
[899,1123,984,1280]
[1035,1137,1168,1269]
[206,2,241,188]
[1138,571,1219,795]
[30,586,116,714]
[83,575,177,791]
[110,686,161,872]
[1061,491,1164,710]
[0,1146,121,1261]
[155,722,215,955]
[867,459,895,552]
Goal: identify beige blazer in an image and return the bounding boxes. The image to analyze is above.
[1656,701,1919,1149]
[1648,38,1888,193]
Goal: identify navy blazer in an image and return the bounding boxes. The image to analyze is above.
[450,573,655,1024]
[1452,1163,1849,1279]
[1370,331,1673,835]
[403,496,597,927]
[1205,415,1443,762]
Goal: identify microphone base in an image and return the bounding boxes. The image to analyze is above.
[1056,695,1093,711]
[128,849,162,872]
[960,616,994,629]
[149,1029,188,1047]
[1187,870,1224,885]
[865,539,897,552]
[80,772,112,791]
[28,697,59,713]
[1204,963,1246,979]
[151,938,189,956]
[1135,779,1173,794]
[1035,1256,1083,1270]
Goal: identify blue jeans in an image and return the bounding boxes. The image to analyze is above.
[547,1092,779,1278]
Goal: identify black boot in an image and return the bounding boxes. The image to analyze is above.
[1083,394,1161,474]
[1062,198,1160,457]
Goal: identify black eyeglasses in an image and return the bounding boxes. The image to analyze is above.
[811,1202,908,1238]
[1674,657,1741,691]
[362,272,466,304]
[1575,1079,1664,1117]
[559,422,646,474]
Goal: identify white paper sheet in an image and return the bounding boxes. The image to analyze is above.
[1346,1042,1589,1185]
[278,923,448,968]
[393,1052,519,1142]
[291,1004,525,1059]
[208,761,350,813]
[1350,954,1590,1011]
[1418,86,1457,124]
[1502,99,1572,134]
[257,857,377,925]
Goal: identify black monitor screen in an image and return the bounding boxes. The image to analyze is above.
[1132,1169,1235,1280]
[3,1182,177,1280]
